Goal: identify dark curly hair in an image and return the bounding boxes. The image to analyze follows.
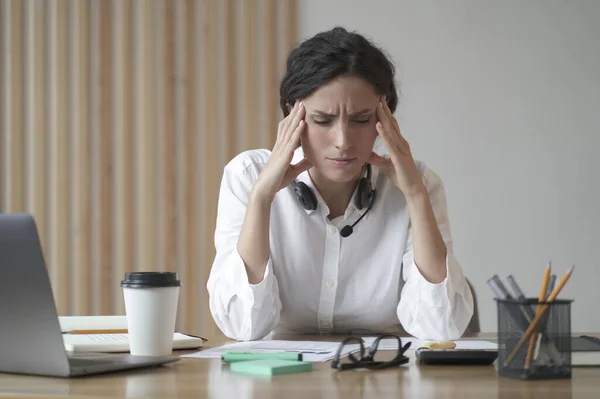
[280,27,398,117]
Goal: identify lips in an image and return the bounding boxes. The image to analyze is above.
[327,157,356,167]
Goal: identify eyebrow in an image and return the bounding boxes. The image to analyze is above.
[312,108,373,118]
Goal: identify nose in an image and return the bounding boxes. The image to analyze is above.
[332,121,352,151]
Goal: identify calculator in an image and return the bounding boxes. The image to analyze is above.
[415,348,498,365]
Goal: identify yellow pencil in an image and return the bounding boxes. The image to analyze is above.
[504,265,574,367]
[525,263,551,369]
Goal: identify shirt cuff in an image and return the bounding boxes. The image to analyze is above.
[409,251,463,309]
[222,247,274,308]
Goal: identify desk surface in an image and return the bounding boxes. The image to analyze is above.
[0,333,598,399]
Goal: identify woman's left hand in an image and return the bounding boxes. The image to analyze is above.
[368,98,425,198]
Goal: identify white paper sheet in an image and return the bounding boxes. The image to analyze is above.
[361,337,498,351]
[182,339,362,362]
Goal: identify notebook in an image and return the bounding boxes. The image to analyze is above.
[59,315,205,353]
[572,336,600,366]
[63,332,204,353]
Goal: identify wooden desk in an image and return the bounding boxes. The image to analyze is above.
[0,333,598,399]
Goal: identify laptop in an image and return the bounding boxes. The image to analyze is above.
[0,213,180,377]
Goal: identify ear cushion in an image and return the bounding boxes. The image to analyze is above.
[355,178,374,210]
[292,180,318,210]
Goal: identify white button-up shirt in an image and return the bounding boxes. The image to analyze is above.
[207,146,474,341]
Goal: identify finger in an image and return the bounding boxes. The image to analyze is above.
[283,101,303,137]
[375,106,396,145]
[368,151,393,174]
[379,98,403,137]
[286,119,305,152]
[375,121,401,159]
[275,102,300,151]
[376,102,396,142]
[284,102,305,143]
[279,102,297,137]
[383,100,403,138]
[289,158,312,178]
[377,121,411,161]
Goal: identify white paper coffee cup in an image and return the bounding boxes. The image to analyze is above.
[121,272,181,357]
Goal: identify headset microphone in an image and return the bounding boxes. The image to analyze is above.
[339,191,376,238]
[292,163,377,238]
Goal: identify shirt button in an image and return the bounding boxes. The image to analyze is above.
[328,225,336,234]
[326,279,335,288]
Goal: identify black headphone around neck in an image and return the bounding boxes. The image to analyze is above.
[291,164,376,237]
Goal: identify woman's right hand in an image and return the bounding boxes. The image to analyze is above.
[253,101,312,200]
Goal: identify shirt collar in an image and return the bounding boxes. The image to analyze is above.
[290,147,381,217]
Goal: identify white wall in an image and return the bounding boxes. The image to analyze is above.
[298,0,600,333]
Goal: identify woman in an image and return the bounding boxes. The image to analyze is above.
[207,27,474,341]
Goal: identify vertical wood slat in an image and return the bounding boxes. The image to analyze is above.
[262,0,278,148]
[184,0,199,335]
[23,0,34,212]
[9,0,24,213]
[0,0,7,212]
[174,0,187,335]
[112,0,134,316]
[160,0,177,279]
[91,0,113,315]
[0,0,297,336]
[242,0,259,151]
[48,0,71,315]
[70,0,92,315]
[134,0,157,276]
[30,0,49,260]
[282,0,297,65]
[222,0,237,164]
[199,0,219,337]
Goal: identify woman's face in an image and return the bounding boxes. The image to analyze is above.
[300,75,380,184]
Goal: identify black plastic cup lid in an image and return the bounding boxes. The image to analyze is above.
[121,272,181,289]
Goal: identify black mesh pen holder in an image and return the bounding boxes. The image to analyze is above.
[496,298,573,380]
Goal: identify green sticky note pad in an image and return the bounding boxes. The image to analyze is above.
[229,359,312,376]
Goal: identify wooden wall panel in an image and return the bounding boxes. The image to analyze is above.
[0,0,297,337]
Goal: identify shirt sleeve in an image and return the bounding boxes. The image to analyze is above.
[206,156,282,341]
[396,166,474,341]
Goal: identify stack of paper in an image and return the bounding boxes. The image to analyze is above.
[183,340,360,363]
[183,337,498,363]
[361,337,498,351]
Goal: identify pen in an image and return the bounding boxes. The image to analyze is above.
[491,275,514,300]
[546,274,556,298]
[506,275,526,301]
[487,275,511,300]
[488,275,530,328]
[507,275,536,320]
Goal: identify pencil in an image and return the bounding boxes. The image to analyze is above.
[504,265,574,367]
[525,263,551,369]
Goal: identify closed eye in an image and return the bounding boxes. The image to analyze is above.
[313,118,371,125]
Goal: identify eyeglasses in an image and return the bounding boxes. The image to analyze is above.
[331,334,412,371]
